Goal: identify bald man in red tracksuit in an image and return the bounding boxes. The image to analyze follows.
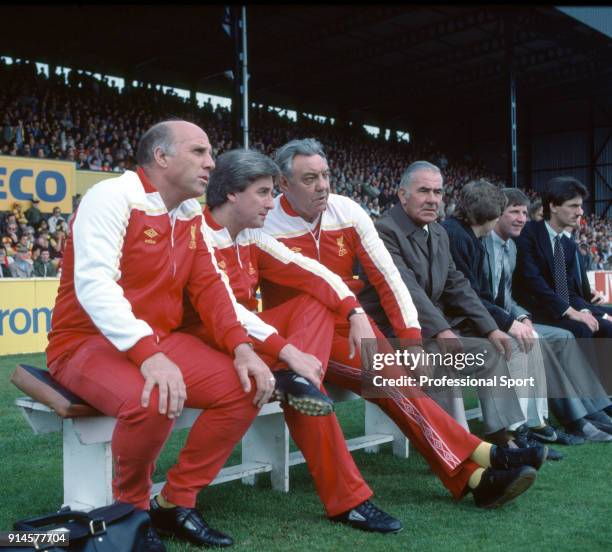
[46,167,273,512]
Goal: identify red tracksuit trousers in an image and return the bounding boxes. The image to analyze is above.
[49,332,259,510]
[326,317,482,499]
[254,295,373,517]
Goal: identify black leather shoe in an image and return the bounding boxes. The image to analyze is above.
[272,369,334,416]
[472,466,537,508]
[149,497,233,547]
[552,427,585,445]
[568,420,612,442]
[144,526,167,552]
[512,424,563,461]
[490,443,547,471]
[530,424,584,445]
[585,412,612,435]
[527,424,557,443]
[330,500,403,534]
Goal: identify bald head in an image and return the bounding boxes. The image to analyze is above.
[136,120,206,167]
[136,120,215,210]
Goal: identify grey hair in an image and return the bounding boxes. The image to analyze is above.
[399,160,442,190]
[274,138,327,179]
[206,149,280,209]
[136,120,180,166]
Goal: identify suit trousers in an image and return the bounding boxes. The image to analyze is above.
[507,338,548,430]
[422,335,527,435]
[535,323,612,425]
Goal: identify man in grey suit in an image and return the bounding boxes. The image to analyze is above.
[359,161,525,446]
[482,188,612,443]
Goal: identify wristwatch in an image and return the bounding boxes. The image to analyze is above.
[348,307,365,320]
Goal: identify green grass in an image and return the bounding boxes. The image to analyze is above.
[1,353,611,551]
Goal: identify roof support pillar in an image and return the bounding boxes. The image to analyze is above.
[505,15,518,188]
[230,6,250,148]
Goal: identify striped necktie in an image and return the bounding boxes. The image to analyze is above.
[553,235,570,305]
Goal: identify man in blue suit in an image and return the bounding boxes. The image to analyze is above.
[514,177,612,338]
[484,188,612,442]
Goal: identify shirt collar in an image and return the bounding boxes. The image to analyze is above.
[280,194,321,230]
[136,167,158,194]
[280,194,300,217]
[203,206,225,231]
[492,229,507,248]
[545,221,564,240]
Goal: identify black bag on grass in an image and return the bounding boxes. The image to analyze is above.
[4,502,150,551]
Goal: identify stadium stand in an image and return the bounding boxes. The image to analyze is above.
[2,58,610,275]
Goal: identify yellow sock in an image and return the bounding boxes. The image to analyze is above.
[469,442,493,468]
[156,494,177,509]
[467,468,485,489]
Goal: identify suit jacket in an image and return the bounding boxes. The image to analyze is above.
[576,251,596,302]
[442,217,514,332]
[481,233,530,321]
[358,204,497,338]
[514,220,601,321]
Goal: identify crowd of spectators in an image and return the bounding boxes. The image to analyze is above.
[0,200,69,278]
[575,214,612,270]
[1,58,611,277]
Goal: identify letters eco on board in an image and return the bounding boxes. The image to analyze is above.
[0,156,75,214]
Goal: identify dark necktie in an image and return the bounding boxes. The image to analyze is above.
[419,228,433,295]
[553,235,570,305]
[495,247,506,308]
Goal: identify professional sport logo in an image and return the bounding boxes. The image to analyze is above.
[336,236,347,256]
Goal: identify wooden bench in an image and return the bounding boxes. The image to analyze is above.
[12,364,413,511]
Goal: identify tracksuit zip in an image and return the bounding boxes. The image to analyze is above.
[234,239,251,300]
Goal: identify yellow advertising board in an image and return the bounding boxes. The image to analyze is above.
[0,278,59,355]
[75,169,117,196]
[75,170,206,205]
[0,156,75,214]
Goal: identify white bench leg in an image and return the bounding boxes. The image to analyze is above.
[364,402,409,458]
[241,412,289,492]
[63,419,113,509]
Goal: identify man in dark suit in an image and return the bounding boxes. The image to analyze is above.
[359,161,525,446]
[483,188,612,442]
[514,177,612,338]
[441,181,562,459]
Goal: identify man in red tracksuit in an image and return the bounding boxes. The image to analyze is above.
[261,139,544,512]
[185,148,402,533]
[47,121,277,551]
[205,150,542,531]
